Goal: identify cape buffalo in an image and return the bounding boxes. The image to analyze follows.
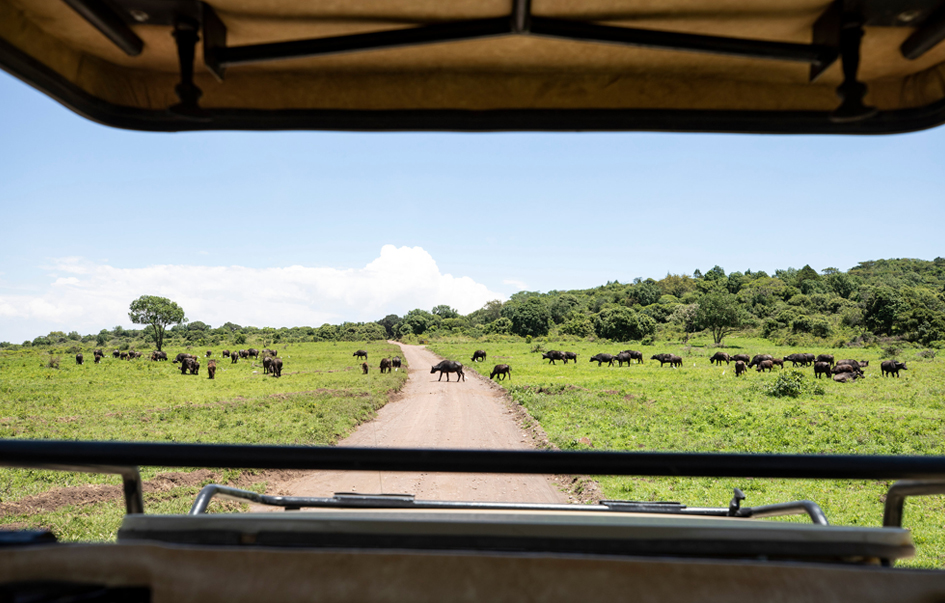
[747,354,773,368]
[615,352,635,367]
[755,360,774,372]
[112,350,120,358]
[231,353,238,364]
[180,357,199,375]
[222,350,230,358]
[380,358,392,373]
[542,350,566,364]
[471,350,487,362]
[621,350,643,363]
[239,350,249,359]
[362,362,369,374]
[206,350,212,357]
[881,360,907,377]
[651,353,682,368]
[353,350,368,360]
[735,360,747,376]
[837,359,868,369]
[816,354,835,366]
[93,352,102,364]
[431,360,465,382]
[814,361,831,378]
[207,360,216,379]
[263,356,274,374]
[247,348,260,359]
[392,357,402,371]
[833,371,860,383]
[833,362,863,376]
[490,364,511,380]
[731,354,750,363]
[75,353,83,365]
[563,351,579,364]
[771,358,783,369]
[709,352,730,365]
[271,358,283,378]
[590,353,616,367]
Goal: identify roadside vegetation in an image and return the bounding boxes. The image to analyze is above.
[0,341,407,540]
[430,337,945,568]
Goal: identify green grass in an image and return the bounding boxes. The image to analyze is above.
[430,337,945,568]
[0,341,407,538]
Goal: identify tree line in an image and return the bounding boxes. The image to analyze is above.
[6,257,945,350]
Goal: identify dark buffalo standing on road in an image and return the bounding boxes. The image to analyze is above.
[816,354,835,366]
[735,361,747,376]
[353,350,368,360]
[471,350,487,362]
[590,353,616,367]
[709,352,730,366]
[361,362,369,374]
[731,354,750,363]
[490,364,511,380]
[833,371,860,383]
[380,358,392,373]
[207,360,216,379]
[542,350,567,365]
[615,352,635,367]
[392,357,402,371]
[755,360,774,372]
[621,350,643,364]
[563,351,579,364]
[814,362,831,379]
[75,353,83,365]
[747,354,773,368]
[271,358,283,378]
[431,360,465,382]
[881,360,907,377]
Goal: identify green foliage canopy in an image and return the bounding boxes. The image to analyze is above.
[128,295,186,351]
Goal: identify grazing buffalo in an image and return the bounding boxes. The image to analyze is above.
[816,354,835,366]
[207,360,216,380]
[353,350,368,360]
[362,362,369,374]
[222,350,230,358]
[112,350,121,358]
[93,349,104,358]
[271,358,283,378]
[180,357,199,375]
[814,361,831,379]
[590,353,616,367]
[231,352,238,364]
[431,360,465,382]
[837,359,868,369]
[563,351,579,364]
[175,353,195,364]
[75,353,83,365]
[615,352,635,367]
[490,364,512,380]
[150,351,167,362]
[206,350,212,358]
[120,352,129,360]
[832,362,863,377]
[735,361,747,376]
[833,371,860,383]
[380,358,392,373]
[731,354,750,363]
[651,353,682,368]
[93,351,103,364]
[621,350,643,364]
[471,350,487,362]
[784,353,815,367]
[771,358,784,369]
[392,357,402,371]
[881,360,907,377]
[709,352,730,366]
[542,350,567,364]
[247,348,260,359]
[262,356,274,374]
[747,354,773,368]
[755,360,774,372]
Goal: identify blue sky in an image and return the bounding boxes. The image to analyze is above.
[1,69,943,342]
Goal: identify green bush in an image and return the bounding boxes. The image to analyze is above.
[758,370,825,398]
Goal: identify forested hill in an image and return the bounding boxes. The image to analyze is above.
[10,258,945,350]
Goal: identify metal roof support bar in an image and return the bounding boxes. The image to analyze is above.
[7,460,144,514]
[60,0,143,56]
[883,480,945,527]
[831,12,877,122]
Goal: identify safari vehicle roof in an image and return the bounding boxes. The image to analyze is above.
[5,0,945,132]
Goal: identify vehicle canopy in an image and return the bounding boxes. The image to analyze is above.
[4,0,945,132]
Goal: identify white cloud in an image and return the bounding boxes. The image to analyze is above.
[0,245,504,342]
[503,279,528,291]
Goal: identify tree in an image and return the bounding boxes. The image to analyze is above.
[502,297,551,337]
[669,303,699,343]
[596,307,656,341]
[695,289,745,345]
[128,295,186,351]
[431,305,459,319]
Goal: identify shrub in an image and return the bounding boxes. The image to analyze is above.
[918,349,937,359]
[758,370,825,398]
[46,356,60,369]
[881,344,902,359]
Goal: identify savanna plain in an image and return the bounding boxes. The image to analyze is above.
[2,337,945,568]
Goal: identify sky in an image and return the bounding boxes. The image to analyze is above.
[1,69,943,343]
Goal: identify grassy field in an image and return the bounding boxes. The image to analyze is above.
[0,341,407,540]
[429,337,945,568]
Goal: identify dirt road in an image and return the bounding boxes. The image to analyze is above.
[265,344,566,504]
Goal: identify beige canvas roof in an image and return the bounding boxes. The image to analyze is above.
[3,0,945,131]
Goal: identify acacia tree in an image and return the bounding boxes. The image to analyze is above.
[128,295,186,351]
[695,289,745,345]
